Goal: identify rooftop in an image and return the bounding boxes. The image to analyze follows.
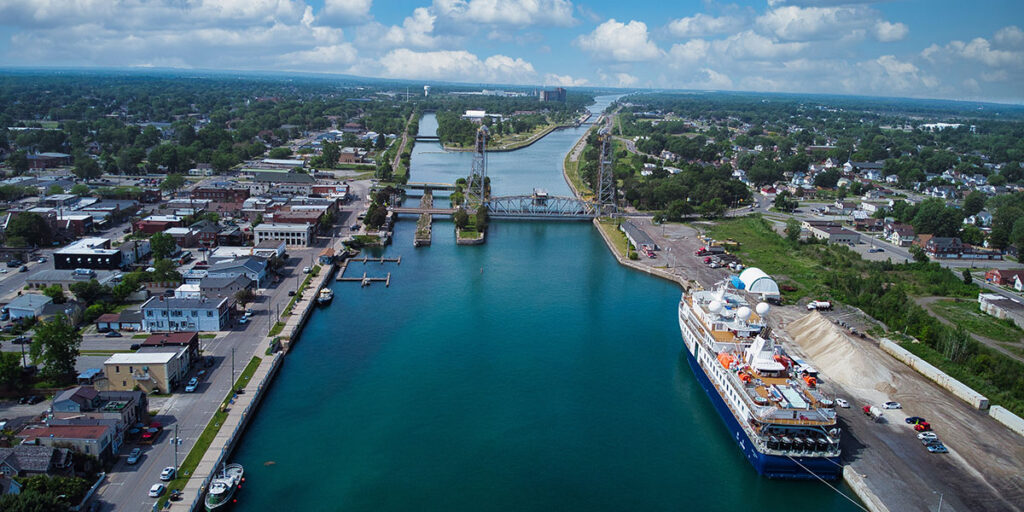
[20,424,111,441]
[104,351,179,365]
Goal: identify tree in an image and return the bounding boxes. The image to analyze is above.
[475,204,489,231]
[150,232,176,260]
[698,198,726,219]
[268,147,292,159]
[152,258,181,282]
[6,212,53,247]
[962,269,973,285]
[46,184,64,196]
[909,245,929,263]
[0,491,64,512]
[813,169,840,188]
[73,156,101,180]
[70,183,91,196]
[159,173,186,194]
[454,209,469,229]
[42,284,66,304]
[786,218,802,243]
[69,279,109,305]
[6,151,29,173]
[375,134,386,150]
[773,191,798,212]
[321,141,340,169]
[29,314,82,382]
[234,288,256,307]
[0,352,22,389]
[963,191,987,217]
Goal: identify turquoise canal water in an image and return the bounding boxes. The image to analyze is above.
[233,97,862,511]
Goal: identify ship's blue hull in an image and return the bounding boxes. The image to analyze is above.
[682,348,842,480]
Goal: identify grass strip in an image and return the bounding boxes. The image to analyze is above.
[157,356,262,507]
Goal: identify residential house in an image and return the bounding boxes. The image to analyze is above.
[18,424,116,463]
[985,269,1024,286]
[884,222,915,247]
[142,332,200,363]
[4,294,53,320]
[51,387,147,432]
[854,218,884,232]
[94,310,143,332]
[964,211,993,227]
[0,445,72,479]
[924,237,963,258]
[199,275,254,299]
[140,296,232,332]
[206,257,268,287]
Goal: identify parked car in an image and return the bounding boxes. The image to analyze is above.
[927,443,948,453]
[37,257,47,263]
[288,290,296,296]
[148,484,165,497]
[6,260,22,268]
[126,448,143,464]
[883,401,902,409]
[160,467,176,481]
[26,395,42,405]
[834,398,849,408]
[239,317,249,325]
[18,265,27,272]
[185,378,198,393]
[917,432,939,441]
[204,356,214,368]
[12,336,31,344]
[302,266,311,274]
[105,330,123,338]
[905,416,926,424]
[914,422,932,432]
[0,268,7,274]
[130,343,141,351]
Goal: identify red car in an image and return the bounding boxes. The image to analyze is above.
[913,422,931,432]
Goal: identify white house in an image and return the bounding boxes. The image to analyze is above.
[5,294,54,320]
[140,296,231,332]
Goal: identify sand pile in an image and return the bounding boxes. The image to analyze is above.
[785,312,896,401]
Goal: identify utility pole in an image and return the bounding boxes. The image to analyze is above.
[231,347,235,387]
[173,424,180,470]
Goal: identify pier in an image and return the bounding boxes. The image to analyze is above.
[336,254,401,286]
[415,191,434,246]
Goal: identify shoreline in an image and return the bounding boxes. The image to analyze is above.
[442,121,581,153]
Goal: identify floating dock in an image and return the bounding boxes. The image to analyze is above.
[336,254,400,286]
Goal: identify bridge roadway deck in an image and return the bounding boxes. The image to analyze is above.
[392,206,456,215]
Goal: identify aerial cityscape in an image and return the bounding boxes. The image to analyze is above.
[0,1,1023,511]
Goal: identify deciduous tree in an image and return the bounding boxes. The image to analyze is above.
[29,314,82,382]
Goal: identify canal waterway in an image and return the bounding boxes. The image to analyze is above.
[233,96,861,511]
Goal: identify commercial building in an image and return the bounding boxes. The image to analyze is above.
[252,239,287,259]
[53,237,122,270]
[140,296,232,332]
[254,222,315,247]
[807,224,861,245]
[191,185,250,203]
[26,269,120,291]
[134,215,183,234]
[539,87,567,102]
[102,349,190,394]
[979,293,1024,330]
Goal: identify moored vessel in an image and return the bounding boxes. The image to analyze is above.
[205,463,244,511]
[678,270,841,480]
[317,288,334,305]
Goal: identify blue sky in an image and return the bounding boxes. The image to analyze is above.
[0,1,1021,103]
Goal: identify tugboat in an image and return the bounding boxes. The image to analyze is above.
[317,288,334,305]
[204,463,244,511]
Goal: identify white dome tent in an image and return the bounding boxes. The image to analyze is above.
[738,267,781,302]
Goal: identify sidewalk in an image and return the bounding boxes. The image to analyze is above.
[175,334,280,510]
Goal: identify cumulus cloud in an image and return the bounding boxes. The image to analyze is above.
[615,72,638,87]
[854,55,939,93]
[378,48,536,82]
[575,19,661,62]
[276,43,358,69]
[432,0,576,27]
[923,36,1024,68]
[321,0,373,24]
[544,73,588,86]
[994,26,1024,47]
[756,5,871,41]
[667,13,744,38]
[874,21,908,42]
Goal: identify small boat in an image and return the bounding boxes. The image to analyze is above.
[317,288,334,305]
[205,463,244,511]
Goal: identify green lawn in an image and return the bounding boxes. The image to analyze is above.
[597,219,630,259]
[705,217,823,301]
[158,356,262,507]
[930,299,1024,344]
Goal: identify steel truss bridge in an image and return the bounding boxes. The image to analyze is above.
[485,194,596,220]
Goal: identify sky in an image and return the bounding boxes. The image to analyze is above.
[0,0,1022,103]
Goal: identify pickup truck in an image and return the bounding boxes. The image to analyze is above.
[806,300,833,311]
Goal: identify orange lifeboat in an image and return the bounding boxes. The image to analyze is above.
[739,373,752,383]
[802,375,817,388]
[774,355,793,368]
[717,353,735,368]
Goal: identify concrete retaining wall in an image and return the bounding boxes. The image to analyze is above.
[989,405,1024,438]
[879,338,989,409]
[843,466,891,512]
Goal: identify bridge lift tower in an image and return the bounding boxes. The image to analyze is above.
[467,125,489,204]
[596,125,617,216]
